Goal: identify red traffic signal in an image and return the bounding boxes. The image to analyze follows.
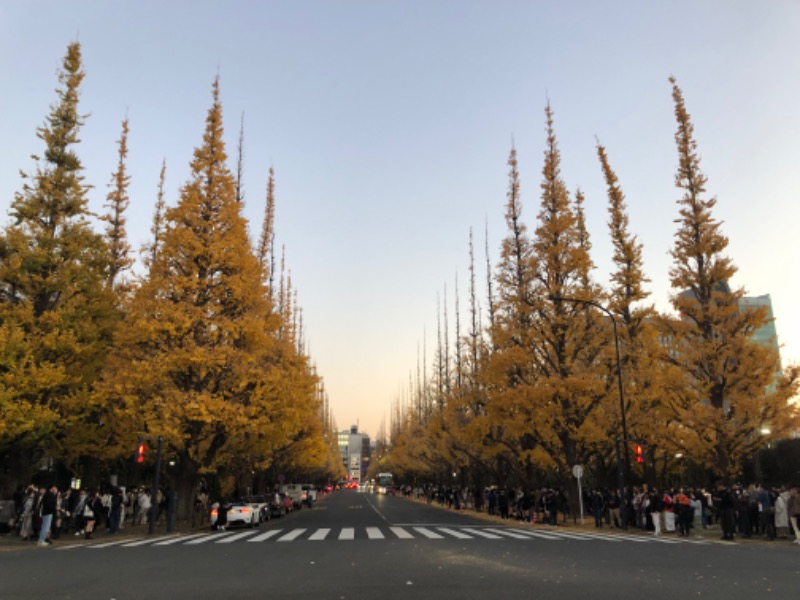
[634,444,643,464]
[136,442,146,463]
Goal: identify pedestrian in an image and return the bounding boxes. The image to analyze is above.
[774,488,790,539]
[662,490,675,533]
[83,491,102,540]
[215,500,228,531]
[498,490,509,519]
[137,488,151,525]
[756,484,775,541]
[591,489,605,528]
[673,489,691,536]
[712,482,736,541]
[487,488,497,516]
[32,486,45,539]
[37,485,58,546]
[19,486,36,541]
[108,487,123,534]
[689,489,703,536]
[72,489,89,536]
[788,487,800,545]
[649,488,663,536]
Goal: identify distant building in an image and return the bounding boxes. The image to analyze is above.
[739,294,781,371]
[337,425,371,484]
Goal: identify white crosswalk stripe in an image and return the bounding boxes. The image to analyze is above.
[61,526,712,548]
[309,528,331,540]
[414,527,444,539]
[437,527,473,539]
[247,530,282,542]
[216,531,258,543]
[465,528,504,539]
[278,528,306,542]
[389,526,414,539]
[154,533,208,545]
[508,528,564,540]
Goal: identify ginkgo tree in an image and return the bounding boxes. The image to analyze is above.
[95,79,322,517]
[0,42,117,486]
[661,77,799,483]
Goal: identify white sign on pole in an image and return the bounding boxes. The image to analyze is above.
[572,464,585,524]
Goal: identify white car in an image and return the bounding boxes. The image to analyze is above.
[244,495,271,523]
[210,500,259,529]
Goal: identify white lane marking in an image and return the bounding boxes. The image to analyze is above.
[508,528,563,540]
[121,537,167,547]
[247,530,282,542]
[338,528,355,540]
[414,527,444,539]
[389,527,414,539]
[366,527,385,539]
[88,539,131,548]
[309,528,331,541]
[154,533,209,545]
[486,528,538,540]
[216,531,258,543]
[466,529,504,539]
[540,531,607,541]
[185,533,232,545]
[437,527,473,539]
[601,532,658,543]
[278,528,306,542]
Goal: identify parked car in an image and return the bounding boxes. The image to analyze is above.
[244,495,271,523]
[210,500,259,529]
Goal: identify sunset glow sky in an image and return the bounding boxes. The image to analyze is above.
[2,1,798,437]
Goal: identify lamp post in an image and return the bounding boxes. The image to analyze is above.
[554,296,630,528]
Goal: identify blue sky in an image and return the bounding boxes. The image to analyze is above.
[2,1,799,438]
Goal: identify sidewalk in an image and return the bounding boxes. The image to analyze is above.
[0,519,203,552]
[405,494,798,547]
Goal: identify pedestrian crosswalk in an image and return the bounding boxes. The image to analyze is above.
[54,526,710,550]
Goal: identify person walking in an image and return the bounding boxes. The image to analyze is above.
[774,488,790,539]
[788,487,800,545]
[649,488,663,536]
[108,487,123,534]
[72,489,89,536]
[83,491,102,540]
[19,486,36,541]
[713,482,736,541]
[673,489,691,537]
[37,485,57,546]
[591,489,605,528]
[756,484,776,541]
[215,499,228,531]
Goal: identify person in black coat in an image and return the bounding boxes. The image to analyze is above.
[215,500,228,530]
[83,491,102,540]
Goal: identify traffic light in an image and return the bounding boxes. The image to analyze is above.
[136,441,146,463]
[634,444,643,464]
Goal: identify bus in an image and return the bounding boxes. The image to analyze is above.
[376,473,394,495]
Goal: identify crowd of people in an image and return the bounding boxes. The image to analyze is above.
[401,482,800,544]
[585,482,800,543]
[7,484,164,546]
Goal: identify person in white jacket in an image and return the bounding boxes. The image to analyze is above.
[137,489,151,525]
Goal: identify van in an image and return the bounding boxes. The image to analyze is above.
[279,484,307,508]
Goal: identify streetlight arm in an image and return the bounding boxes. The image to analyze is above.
[551,295,631,528]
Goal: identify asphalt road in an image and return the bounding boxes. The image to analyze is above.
[1,489,798,599]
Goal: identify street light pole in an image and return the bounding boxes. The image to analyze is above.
[554,296,630,529]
